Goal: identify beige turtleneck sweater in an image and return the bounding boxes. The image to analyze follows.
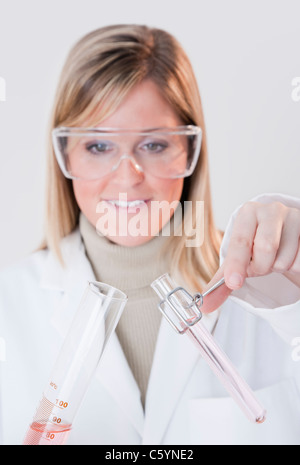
[79,213,173,408]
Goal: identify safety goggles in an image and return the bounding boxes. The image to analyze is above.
[52,126,202,180]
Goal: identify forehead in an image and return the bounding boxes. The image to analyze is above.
[83,80,183,130]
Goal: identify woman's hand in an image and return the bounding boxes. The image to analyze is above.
[223,201,300,288]
[201,201,300,314]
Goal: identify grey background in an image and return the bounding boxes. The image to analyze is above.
[0,0,299,270]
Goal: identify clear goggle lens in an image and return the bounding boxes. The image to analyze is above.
[52,126,202,180]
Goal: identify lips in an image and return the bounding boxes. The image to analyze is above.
[106,199,148,207]
[102,198,150,212]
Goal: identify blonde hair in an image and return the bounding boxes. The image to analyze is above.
[43,24,223,292]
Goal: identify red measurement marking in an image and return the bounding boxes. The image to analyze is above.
[23,422,71,446]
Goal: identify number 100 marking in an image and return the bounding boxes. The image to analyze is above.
[56,399,69,409]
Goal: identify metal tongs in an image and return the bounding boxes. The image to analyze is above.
[151,274,267,424]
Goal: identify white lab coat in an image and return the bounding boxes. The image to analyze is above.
[0,193,300,446]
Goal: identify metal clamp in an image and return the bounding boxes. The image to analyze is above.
[158,287,203,334]
[158,277,225,335]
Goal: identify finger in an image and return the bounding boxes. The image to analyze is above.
[223,203,258,290]
[248,214,283,276]
[289,241,300,274]
[201,265,233,314]
[284,241,300,287]
[272,208,300,272]
[283,245,300,287]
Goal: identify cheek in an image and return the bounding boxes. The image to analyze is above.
[155,178,184,202]
[72,180,106,227]
[149,178,184,232]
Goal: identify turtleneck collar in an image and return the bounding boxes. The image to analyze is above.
[79,213,173,292]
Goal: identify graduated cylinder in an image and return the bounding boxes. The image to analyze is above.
[23,281,127,445]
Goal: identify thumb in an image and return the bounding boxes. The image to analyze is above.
[200,265,233,314]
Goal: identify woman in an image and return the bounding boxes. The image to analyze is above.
[0,24,300,445]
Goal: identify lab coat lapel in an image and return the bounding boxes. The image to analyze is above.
[39,230,144,436]
[143,311,219,445]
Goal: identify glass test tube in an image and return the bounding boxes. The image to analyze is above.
[151,273,266,424]
[23,281,127,445]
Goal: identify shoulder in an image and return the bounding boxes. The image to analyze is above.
[0,248,48,287]
[0,229,82,293]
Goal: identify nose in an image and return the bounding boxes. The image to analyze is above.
[112,154,143,174]
[111,154,145,186]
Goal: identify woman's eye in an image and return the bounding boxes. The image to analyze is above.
[142,141,168,153]
[85,141,113,154]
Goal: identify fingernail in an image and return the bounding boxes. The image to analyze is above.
[227,272,243,289]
